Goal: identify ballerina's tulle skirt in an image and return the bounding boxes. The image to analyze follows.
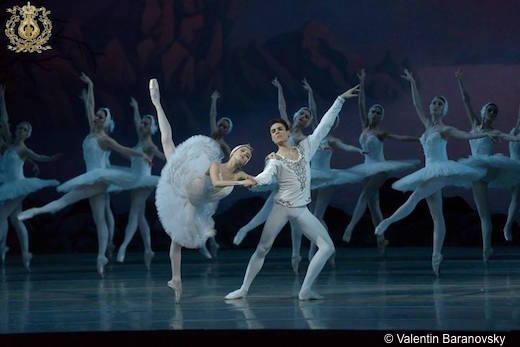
[57,168,137,193]
[392,160,485,192]
[0,178,59,202]
[458,154,520,189]
[310,168,362,190]
[155,135,223,249]
[348,159,420,178]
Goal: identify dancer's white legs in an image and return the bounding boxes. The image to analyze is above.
[0,197,24,266]
[225,206,334,300]
[375,180,444,237]
[504,186,520,241]
[105,194,115,257]
[425,191,445,276]
[18,182,108,221]
[89,193,109,277]
[472,181,493,262]
[308,188,334,265]
[117,188,152,264]
[343,173,387,242]
[233,192,274,245]
[167,240,182,303]
[9,203,32,270]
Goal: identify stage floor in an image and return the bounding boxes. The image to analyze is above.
[1,246,520,333]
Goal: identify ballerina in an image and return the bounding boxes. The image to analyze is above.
[374,69,492,276]
[80,88,117,258]
[233,78,316,273]
[115,97,165,269]
[504,107,520,241]
[151,79,255,303]
[342,69,420,254]
[0,85,62,269]
[455,69,520,261]
[225,84,360,301]
[18,73,151,276]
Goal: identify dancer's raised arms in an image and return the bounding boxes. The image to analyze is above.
[401,69,430,128]
[302,78,318,129]
[209,90,220,136]
[358,69,370,129]
[149,79,175,160]
[0,84,12,147]
[272,77,290,126]
[79,72,96,132]
[455,68,481,128]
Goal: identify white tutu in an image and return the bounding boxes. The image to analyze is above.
[0,178,59,202]
[0,148,59,201]
[459,154,520,189]
[392,160,485,191]
[310,168,362,190]
[348,159,420,179]
[393,131,486,192]
[155,135,231,249]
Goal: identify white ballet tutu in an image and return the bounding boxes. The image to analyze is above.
[310,168,362,190]
[106,166,160,192]
[155,135,229,249]
[0,178,59,202]
[348,159,420,178]
[459,154,520,189]
[57,168,137,193]
[392,160,486,192]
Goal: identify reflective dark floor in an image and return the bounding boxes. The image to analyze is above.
[1,247,520,333]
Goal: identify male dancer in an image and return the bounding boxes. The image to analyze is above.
[225,85,359,300]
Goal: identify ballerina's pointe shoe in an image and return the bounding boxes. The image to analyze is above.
[342,228,353,243]
[503,227,512,242]
[199,245,212,260]
[432,254,443,277]
[209,239,220,258]
[168,278,182,304]
[106,243,116,259]
[291,255,302,274]
[377,236,389,256]
[225,288,248,300]
[116,247,125,263]
[483,248,494,264]
[298,289,324,301]
[22,252,32,272]
[17,209,35,222]
[144,251,155,270]
[1,245,9,264]
[97,255,108,277]
[233,228,247,246]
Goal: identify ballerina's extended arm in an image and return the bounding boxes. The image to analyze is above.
[402,69,431,129]
[0,84,12,146]
[272,77,290,127]
[455,69,481,129]
[209,163,255,188]
[358,69,369,130]
[130,97,142,136]
[303,78,318,130]
[149,79,175,160]
[209,90,219,136]
[79,73,96,132]
[21,148,62,162]
[328,136,366,155]
[98,135,151,163]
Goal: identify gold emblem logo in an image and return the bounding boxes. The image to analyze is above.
[5,2,52,53]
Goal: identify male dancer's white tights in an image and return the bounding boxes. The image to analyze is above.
[226,204,335,300]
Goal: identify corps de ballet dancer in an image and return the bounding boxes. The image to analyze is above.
[503,107,520,241]
[114,97,165,269]
[0,84,62,269]
[80,88,117,258]
[233,77,316,273]
[374,69,493,276]
[151,79,255,303]
[455,69,520,262]
[225,84,360,301]
[18,73,151,276]
[342,69,420,254]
